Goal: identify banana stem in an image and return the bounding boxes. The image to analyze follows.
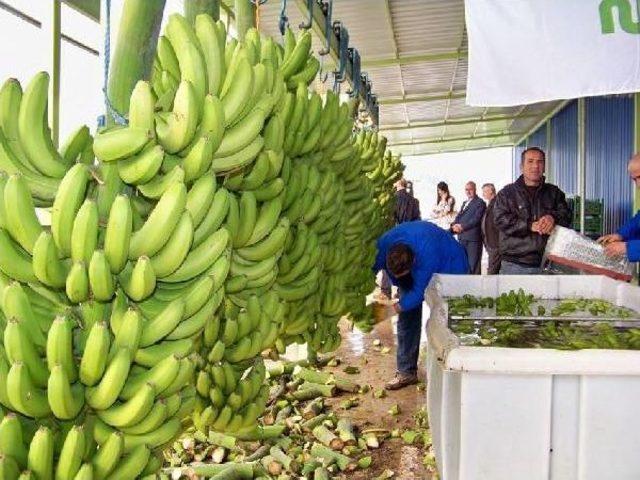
[234,0,255,42]
[185,0,221,23]
[107,0,166,121]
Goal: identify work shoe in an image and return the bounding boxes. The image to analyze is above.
[385,372,418,390]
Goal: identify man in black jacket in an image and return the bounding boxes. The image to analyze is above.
[452,181,486,274]
[493,147,571,274]
[481,183,501,274]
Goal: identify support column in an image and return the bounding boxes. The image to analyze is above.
[185,0,220,24]
[235,0,255,42]
[545,120,552,183]
[577,98,586,234]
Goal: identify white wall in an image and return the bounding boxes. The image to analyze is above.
[402,147,514,218]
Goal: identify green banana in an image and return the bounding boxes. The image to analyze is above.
[137,165,185,200]
[79,322,110,386]
[236,218,289,262]
[27,426,54,480]
[161,227,229,283]
[104,195,132,274]
[47,364,84,419]
[156,80,199,154]
[92,431,123,479]
[97,382,155,428]
[56,425,86,480]
[18,73,70,177]
[88,250,115,302]
[120,256,156,302]
[4,173,42,253]
[186,175,216,228]
[195,14,226,96]
[134,338,193,368]
[86,347,131,410]
[71,199,99,264]
[139,298,185,347]
[46,315,77,382]
[117,144,164,185]
[193,187,230,247]
[129,181,187,258]
[7,362,51,418]
[65,261,89,304]
[234,191,257,247]
[93,126,151,162]
[211,135,264,174]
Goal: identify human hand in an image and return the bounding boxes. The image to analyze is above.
[531,221,541,234]
[537,215,555,235]
[604,241,627,258]
[452,224,463,234]
[598,233,623,245]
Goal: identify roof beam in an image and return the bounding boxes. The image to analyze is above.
[362,50,467,68]
[379,91,466,105]
[389,131,523,147]
[401,141,515,157]
[380,113,539,131]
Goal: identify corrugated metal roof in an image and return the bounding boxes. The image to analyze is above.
[234,0,565,155]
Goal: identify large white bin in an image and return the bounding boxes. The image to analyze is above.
[425,274,640,480]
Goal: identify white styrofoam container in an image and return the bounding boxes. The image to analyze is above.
[425,274,640,480]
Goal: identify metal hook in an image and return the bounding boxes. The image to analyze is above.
[348,47,361,98]
[317,0,333,83]
[279,0,289,36]
[333,21,349,84]
[299,0,314,29]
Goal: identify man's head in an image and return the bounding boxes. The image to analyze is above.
[481,183,496,201]
[464,181,477,199]
[386,243,414,278]
[521,147,546,185]
[394,178,408,192]
[628,154,640,188]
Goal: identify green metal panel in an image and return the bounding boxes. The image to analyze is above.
[63,0,100,21]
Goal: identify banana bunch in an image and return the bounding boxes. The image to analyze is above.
[0,7,403,476]
[0,75,93,207]
[192,358,269,435]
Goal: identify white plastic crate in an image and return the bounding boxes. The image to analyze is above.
[425,274,640,480]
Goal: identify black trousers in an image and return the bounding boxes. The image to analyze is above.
[460,239,482,274]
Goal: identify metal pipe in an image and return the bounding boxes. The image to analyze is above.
[578,98,586,234]
[546,120,553,183]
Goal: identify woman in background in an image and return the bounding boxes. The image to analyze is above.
[432,181,455,218]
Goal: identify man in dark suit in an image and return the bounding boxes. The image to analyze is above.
[452,181,486,274]
[481,183,501,274]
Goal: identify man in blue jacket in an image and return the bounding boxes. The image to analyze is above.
[373,221,469,390]
[599,154,640,260]
[451,181,486,274]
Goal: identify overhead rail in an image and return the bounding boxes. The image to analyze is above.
[291,0,379,126]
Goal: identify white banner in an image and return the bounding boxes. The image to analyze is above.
[465,0,640,106]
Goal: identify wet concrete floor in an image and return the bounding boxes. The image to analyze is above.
[320,312,435,479]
